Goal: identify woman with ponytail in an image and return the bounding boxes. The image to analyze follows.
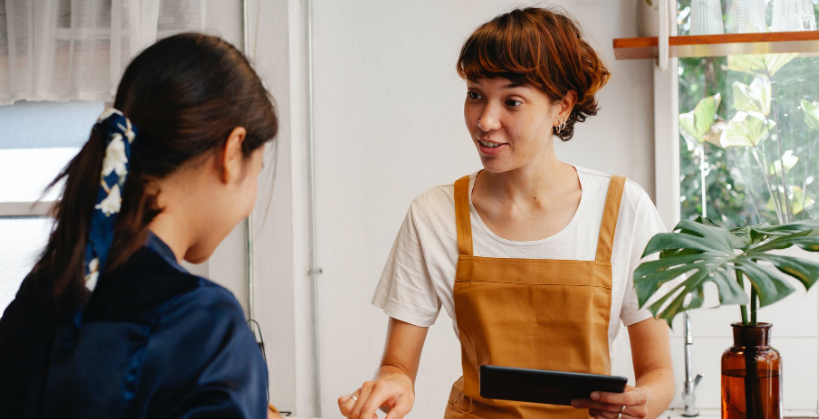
[0,33,278,419]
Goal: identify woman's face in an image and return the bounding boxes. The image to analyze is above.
[464,77,562,174]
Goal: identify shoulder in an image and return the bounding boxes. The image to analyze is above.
[137,279,267,419]
[404,181,458,226]
[575,165,656,214]
[159,278,246,328]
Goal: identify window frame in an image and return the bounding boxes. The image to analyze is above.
[0,201,53,218]
[652,24,819,412]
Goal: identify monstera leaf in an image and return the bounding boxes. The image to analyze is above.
[802,99,819,131]
[733,76,771,116]
[634,218,819,326]
[680,94,722,148]
[728,53,798,77]
[721,111,775,148]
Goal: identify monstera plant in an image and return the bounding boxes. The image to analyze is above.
[634,216,819,418]
[634,217,819,326]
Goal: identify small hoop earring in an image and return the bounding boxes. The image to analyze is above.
[555,120,565,134]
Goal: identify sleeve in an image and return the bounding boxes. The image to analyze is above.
[371,203,442,327]
[619,188,668,327]
[138,286,268,419]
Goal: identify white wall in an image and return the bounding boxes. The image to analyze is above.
[308,1,656,417]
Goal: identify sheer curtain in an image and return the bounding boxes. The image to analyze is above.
[0,0,205,105]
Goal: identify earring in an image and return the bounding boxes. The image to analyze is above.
[555,120,565,134]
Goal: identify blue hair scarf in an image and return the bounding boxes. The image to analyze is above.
[84,109,137,291]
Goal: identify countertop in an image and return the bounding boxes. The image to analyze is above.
[290,409,819,418]
[661,409,819,418]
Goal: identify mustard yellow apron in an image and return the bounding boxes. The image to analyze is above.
[444,174,626,419]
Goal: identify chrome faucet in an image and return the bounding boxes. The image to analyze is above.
[681,312,704,417]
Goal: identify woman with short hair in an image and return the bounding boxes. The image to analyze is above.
[338,8,674,419]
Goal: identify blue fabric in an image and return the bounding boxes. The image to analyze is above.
[0,233,269,419]
[84,109,137,288]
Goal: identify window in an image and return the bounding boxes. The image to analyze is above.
[0,217,52,312]
[0,100,102,314]
[677,0,819,226]
[669,0,819,412]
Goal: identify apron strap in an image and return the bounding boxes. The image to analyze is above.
[454,175,474,257]
[595,175,626,263]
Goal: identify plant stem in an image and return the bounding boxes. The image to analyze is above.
[759,136,786,221]
[750,286,758,326]
[743,325,762,418]
[802,135,819,215]
[736,270,749,325]
[700,151,708,218]
[766,69,791,222]
[735,153,765,223]
[752,146,784,222]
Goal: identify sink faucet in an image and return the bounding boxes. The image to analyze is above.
[681,311,704,417]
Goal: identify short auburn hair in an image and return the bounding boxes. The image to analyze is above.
[457,7,610,141]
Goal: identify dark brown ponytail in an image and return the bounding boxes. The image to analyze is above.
[33,33,278,316]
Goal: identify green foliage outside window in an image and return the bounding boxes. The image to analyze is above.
[677,0,819,227]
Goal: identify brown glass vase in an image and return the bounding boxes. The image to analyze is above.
[721,323,783,419]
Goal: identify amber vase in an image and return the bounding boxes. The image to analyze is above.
[721,323,783,419]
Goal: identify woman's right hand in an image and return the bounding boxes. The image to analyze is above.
[337,372,415,419]
[339,318,428,419]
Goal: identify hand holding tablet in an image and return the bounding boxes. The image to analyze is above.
[479,365,628,406]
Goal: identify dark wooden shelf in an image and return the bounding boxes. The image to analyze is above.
[613,31,819,60]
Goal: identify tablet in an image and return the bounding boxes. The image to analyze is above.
[479,365,627,406]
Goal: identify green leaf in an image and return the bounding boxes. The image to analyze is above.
[721,111,775,148]
[766,150,798,175]
[791,186,815,215]
[727,53,798,77]
[733,76,771,116]
[733,260,795,307]
[680,94,721,146]
[749,219,819,236]
[679,112,699,146]
[635,218,819,326]
[752,254,819,291]
[750,231,819,252]
[766,185,815,215]
[801,99,819,131]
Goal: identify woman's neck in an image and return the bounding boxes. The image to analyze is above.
[478,152,577,206]
[148,211,192,263]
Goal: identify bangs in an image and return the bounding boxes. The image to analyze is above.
[457,11,554,94]
[455,7,610,141]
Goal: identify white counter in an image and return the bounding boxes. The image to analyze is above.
[661,409,819,418]
[292,410,819,419]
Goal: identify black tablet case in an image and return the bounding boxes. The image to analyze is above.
[480,365,628,406]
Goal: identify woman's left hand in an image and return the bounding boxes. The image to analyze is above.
[571,385,648,419]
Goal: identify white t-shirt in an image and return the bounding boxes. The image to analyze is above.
[372,166,666,349]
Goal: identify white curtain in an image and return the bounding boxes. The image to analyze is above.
[0,0,205,105]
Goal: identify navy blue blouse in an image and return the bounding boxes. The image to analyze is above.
[0,232,268,419]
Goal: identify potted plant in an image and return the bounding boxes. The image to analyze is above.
[634,217,819,418]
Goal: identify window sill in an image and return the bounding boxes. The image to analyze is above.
[613,31,819,60]
[0,201,54,217]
